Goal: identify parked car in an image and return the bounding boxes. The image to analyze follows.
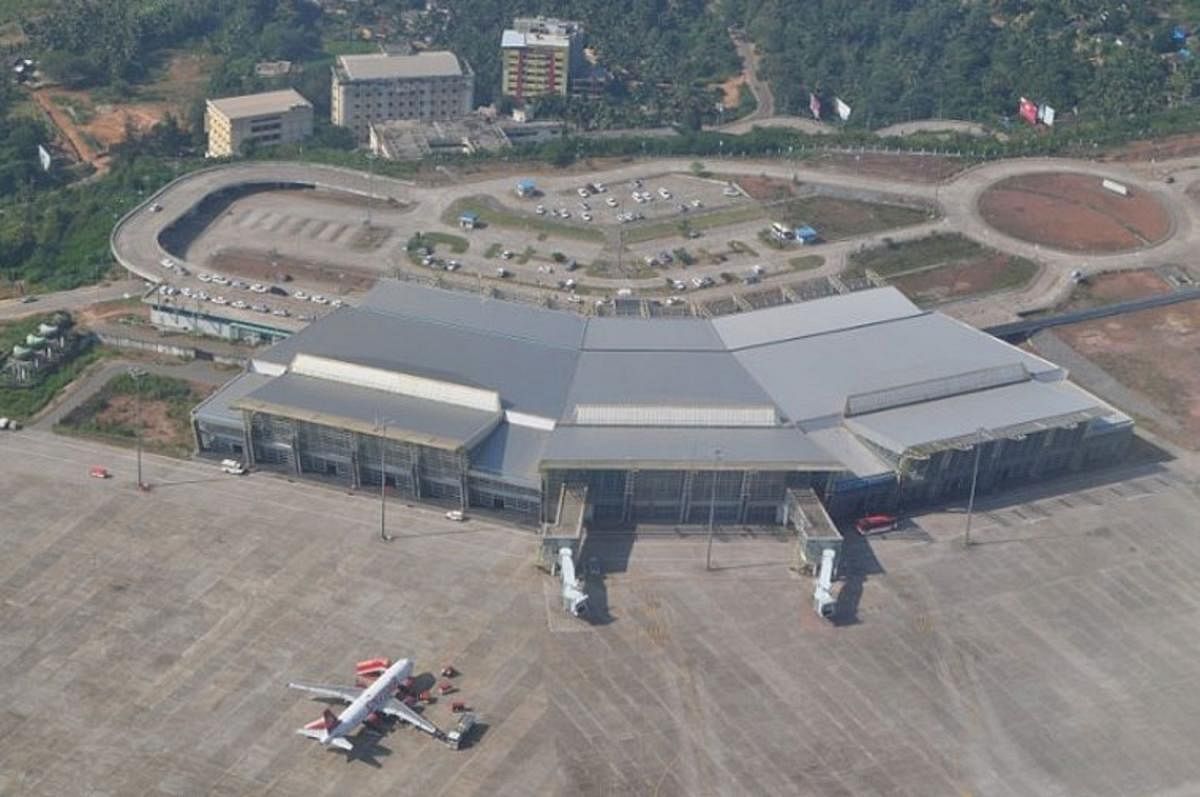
[445,510,466,522]
[89,466,111,479]
[220,459,246,475]
[855,514,899,535]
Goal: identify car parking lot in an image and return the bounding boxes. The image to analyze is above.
[542,172,748,227]
[4,429,1200,795]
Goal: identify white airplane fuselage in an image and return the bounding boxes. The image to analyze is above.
[324,658,413,746]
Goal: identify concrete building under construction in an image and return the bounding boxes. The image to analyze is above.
[192,281,1133,527]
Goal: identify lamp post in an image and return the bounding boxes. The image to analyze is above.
[128,366,146,489]
[705,448,722,571]
[964,428,986,547]
[377,417,393,542]
[365,153,376,227]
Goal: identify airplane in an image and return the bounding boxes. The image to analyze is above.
[289,658,444,751]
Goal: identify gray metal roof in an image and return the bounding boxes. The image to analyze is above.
[233,372,500,451]
[563,350,775,418]
[540,426,840,471]
[254,306,580,418]
[712,287,921,350]
[803,425,893,477]
[582,317,723,351]
[361,281,585,349]
[192,371,272,428]
[468,423,550,489]
[845,380,1113,455]
[337,52,462,81]
[734,312,1062,423]
[239,280,1120,482]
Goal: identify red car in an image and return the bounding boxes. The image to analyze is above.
[89,466,111,479]
[855,514,899,535]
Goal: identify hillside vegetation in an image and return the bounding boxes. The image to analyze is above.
[727,0,1200,127]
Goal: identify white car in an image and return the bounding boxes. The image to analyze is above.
[658,187,671,199]
[576,188,589,198]
[496,267,509,277]
[559,209,571,219]
[220,459,246,475]
[691,199,703,208]
[180,287,193,297]
[230,280,247,290]
[581,213,592,222]
[501,250,514,260]
[535,204,546,215]
[197,273,212,283]
[211,296,228,305]
[331,298,344,308]
[293,290,309,300]
[445,509,466,521]
[567,294,584,304]
[249,283,267,293]
[311,295,329,305]
[594,182,606,193]
[231,300,248,309]
[197,290,210,301]
[251,304,270,313]
[211,275,228,285]
[272,308,290,317]
[605,197,618,207]
[446,260,460,271]
[159,257,175,269]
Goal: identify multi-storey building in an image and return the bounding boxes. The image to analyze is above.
[204,89,313,158]
[331,51,474,140]
[500,17,585,101]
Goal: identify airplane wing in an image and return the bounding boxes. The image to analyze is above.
[287,682,363,703]
[380,698,442,737]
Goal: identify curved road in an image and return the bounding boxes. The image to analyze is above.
[111,154,1200,328]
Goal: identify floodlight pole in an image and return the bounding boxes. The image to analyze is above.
[378,418,392,542]
[705,448,722,571]
[129,366,146,489]
[964,428,985,547]
[365,153,376,227]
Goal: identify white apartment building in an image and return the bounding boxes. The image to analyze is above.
[331,51,474,140]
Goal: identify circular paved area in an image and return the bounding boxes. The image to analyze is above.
[978,172,1171,253]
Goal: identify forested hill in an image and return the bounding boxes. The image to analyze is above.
[431,0,740,114]
[727,0,1199,127]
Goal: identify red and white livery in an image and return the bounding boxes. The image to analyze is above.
[289,657,443,751]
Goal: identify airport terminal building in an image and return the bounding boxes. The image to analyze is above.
[192,281,1133,527]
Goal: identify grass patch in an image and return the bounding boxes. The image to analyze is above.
[424,232,469,253]
[443,197,604,244]
[53,94,95,125]
[622,204,765,244]
[789,255,825,271]
[0,346,105,420]
[483,242,502,259]
[54,371,206,457]
[775,196,932,241]
[849,233,985,277]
